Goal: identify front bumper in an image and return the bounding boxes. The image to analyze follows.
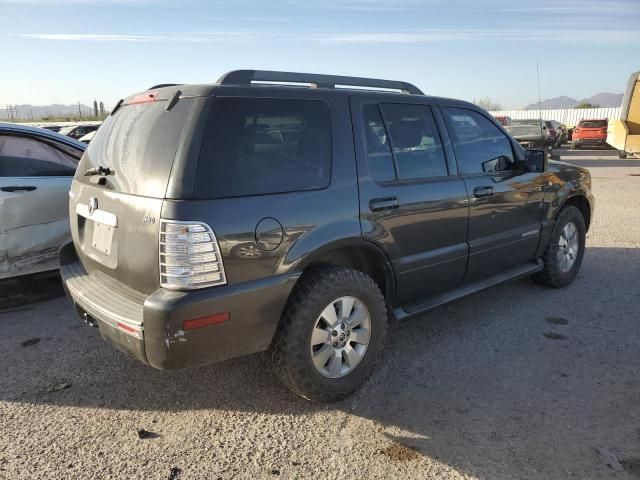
[60,242,299,370]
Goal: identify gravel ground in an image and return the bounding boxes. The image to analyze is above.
[1,149,639,479]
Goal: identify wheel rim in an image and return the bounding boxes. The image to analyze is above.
[310,296,371,379]
[557,221,579,273]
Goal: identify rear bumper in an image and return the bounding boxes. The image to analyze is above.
[573,137,607,146]
[60,242,299,370]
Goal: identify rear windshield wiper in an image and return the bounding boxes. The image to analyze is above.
[84,166,115,177]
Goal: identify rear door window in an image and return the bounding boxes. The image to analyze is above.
[380,103,447,180]
[362,104,395,182]
[0,135,80,176]
[196,98,331,199]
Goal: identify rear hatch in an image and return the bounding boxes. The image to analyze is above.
[576,120,607,139]
[69,89,203,295]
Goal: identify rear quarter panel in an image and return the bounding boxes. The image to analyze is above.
[161,88,362,286]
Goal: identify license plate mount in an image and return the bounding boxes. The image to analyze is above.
[91,222,114,255]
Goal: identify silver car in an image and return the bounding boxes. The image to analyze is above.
[0,123,85,279]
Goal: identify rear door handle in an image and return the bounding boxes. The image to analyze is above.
[473,186,494,198]
[1,185,37,192]
[369,196,399,212]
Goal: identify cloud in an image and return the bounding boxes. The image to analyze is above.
[18,32,256,43]
[312,28,640,45]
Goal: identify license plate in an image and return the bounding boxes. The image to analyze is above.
[92,222,114,255]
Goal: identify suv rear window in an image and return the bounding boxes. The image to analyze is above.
[77,98,194,197]
[578,120,607,128]
[196,98,331,199]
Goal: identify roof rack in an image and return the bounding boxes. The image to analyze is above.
[216,70,424,95]
[148,83,183,90]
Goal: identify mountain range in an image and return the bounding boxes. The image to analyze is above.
[524,93,623,110]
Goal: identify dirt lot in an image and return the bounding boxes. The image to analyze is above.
[1,149,639,479]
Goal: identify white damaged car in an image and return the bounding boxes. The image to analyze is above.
[0,123,85,279]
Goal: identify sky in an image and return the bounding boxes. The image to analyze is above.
[2,0,639,110]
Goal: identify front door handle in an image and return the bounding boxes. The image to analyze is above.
[473,186,494,198]
[369,196,399,212]
[1,185,37,192]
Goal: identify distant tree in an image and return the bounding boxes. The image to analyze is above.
[575,102,599,109]
[93,100,99,117]
[475,97,503,111]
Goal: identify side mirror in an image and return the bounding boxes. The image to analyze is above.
[524,149,547,172]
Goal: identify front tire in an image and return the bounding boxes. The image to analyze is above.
[532,205,586,288]
[271,267,387,402]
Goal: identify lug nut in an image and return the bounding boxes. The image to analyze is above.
[340,324,345,330]
[331,330,337,336]
[333,342,338,347]
[347,331,350,336]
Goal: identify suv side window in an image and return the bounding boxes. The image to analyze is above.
[362,103,448,182]
[196,98,331,199]
[0,135,79,176]
[362,104,395,182]
[442,107,516,175]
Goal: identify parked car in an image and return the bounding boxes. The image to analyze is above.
[0,122,85,279]
[60,70,594,402]
[40,125,64,133]
[493,115,512,127]
[506,119,553,149]
[572,119,608,149]
[78,130,96,144]
[58,124,100,140]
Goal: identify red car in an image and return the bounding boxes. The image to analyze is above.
[572,119,608,149]
[494,115,512,127]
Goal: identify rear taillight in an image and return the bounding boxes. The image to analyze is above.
[159,221,226,290]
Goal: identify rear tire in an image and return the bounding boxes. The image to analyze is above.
[271,267,387,402]
[532,205,586,288]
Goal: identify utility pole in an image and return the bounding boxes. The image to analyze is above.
[536,58,543,138]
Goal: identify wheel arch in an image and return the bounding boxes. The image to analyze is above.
[293,239,396,301]
[561,194,592,231]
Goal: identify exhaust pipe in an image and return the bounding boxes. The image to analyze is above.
[82,312,98,328]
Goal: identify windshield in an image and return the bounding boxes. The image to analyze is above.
[57,126,75,135]
[512,119,541,126]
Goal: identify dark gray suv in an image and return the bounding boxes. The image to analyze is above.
[61,70,594,402]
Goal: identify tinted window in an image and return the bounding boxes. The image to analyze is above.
[362,104,395,182]
[0,134,80,176]
[196,98,331,198]
[381,104,447,180]
[442,107,515,174]
[579,120,607,128]
[78,98,194,197]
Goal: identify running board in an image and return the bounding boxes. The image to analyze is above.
[395,260,543,320]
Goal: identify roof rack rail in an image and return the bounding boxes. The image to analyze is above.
[216,70,424,95]
[148,83,183,90]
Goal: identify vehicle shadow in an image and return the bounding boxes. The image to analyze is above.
[2,247,639,478]
[0,272,64,309]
